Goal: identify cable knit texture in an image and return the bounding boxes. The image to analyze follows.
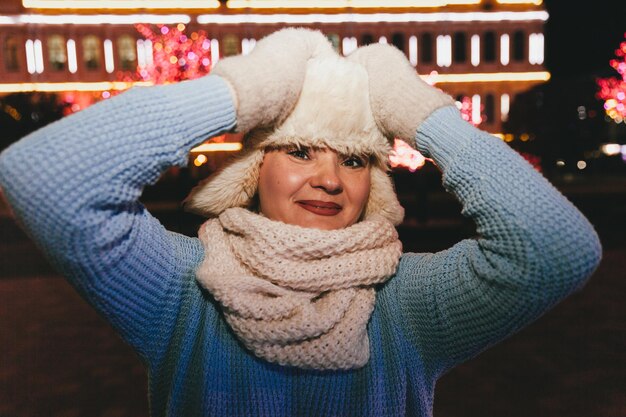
[196,207,402,370]
[0,75,602,416]
[347,43,455,146]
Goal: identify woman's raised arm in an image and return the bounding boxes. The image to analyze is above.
[0,28,339,362]
[398,106,601,376]
[0,76,236,357]
[350,44,602,377]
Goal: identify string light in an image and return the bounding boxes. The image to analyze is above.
[22,0,219,9]
[597,34,626,123]
[197,11,549,25]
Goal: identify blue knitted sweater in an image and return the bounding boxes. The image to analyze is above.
[0,75,601,417]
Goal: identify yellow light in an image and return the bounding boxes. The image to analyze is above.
[169,56,178,64]
[504,134,514,142]
[492,133,505,140]
[199,11,549,24]
[227,0,481,8]
[190,143,243,153]
[22,0,219,9]
[601,143,621,156]
[427,71,551,84]
[8,14,192,25]
[193,154,208,166]
[520,133,530,141]
[497,0,542,4]
[177,23,186,31]
[0,81,152,93]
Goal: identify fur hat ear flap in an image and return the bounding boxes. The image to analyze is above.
[183,148,264,217]
[365,166,404,226]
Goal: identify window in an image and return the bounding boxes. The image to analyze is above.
[471,34,480,66]
[326,34,340,52]
[453,32,466,63]
[241,38,256,55]
[483,31,496,63]
[117,35,137,71]
[500,34,510,65]
[3,36,19,72]
[501,93,510,122]
[409,35,418,66]
[485,94,494,123]
[391,32,405,53]
[360,33,374,46]
[513,30,524,62]
[82,35,101,70]
[529,33,544,65]
[223,34,239,57]
[472,94,481,125]
[342,37,357,56]
[420,33,433,64]
[48,35,66,71]
[436,35,451,67]
[104,39,114,73]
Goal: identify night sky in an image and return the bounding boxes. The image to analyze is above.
[542,0,626,80]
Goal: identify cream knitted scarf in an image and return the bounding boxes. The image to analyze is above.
[196,207,402,370]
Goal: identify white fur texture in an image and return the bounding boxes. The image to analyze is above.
[185,36,405,226]
[255,52,390,162]
[212,28,334,134]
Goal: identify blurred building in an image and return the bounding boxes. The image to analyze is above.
[0,0,549,135]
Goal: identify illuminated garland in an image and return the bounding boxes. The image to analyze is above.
[134,23,212,84]
[597,33,626,123]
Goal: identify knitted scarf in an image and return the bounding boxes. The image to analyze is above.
[196,207,402,370]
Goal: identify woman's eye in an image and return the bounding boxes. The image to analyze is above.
[287,149,310,160]
[343,156,366,168]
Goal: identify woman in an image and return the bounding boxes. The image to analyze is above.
[0,28,601,416]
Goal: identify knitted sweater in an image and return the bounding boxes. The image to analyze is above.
[0,75,601,417]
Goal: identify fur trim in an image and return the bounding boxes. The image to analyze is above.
[184,47,405,226]
[184,149,264,216]
[365,167,404,226]
[185,152,404,226]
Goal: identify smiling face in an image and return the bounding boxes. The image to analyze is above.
[257,147,371,230]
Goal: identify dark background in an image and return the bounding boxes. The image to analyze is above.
[543,0,626,80]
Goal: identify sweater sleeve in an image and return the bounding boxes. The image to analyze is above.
[0,75,237,358]
[394,106,602,377]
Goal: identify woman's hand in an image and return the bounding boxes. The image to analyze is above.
[347,43,454,147]
[212,28,333,134]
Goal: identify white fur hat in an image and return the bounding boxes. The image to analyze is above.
[184,48,405,225]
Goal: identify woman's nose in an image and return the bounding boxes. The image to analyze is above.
[310,159,343,195]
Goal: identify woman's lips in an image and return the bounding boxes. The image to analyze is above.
[296,200,342,216]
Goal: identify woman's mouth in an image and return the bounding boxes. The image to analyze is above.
[296,200,342,216]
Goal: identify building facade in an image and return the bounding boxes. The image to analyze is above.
[0,0,548,135]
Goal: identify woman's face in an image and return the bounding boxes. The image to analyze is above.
[258,147,371,230]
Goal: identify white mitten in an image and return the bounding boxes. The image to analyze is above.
[347,43,454,147]
[212,28,334,134]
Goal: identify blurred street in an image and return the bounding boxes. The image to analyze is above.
[1,174,625,417]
